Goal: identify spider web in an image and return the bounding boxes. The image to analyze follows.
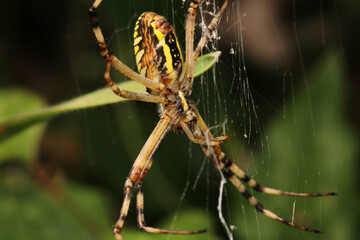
[0,0,352,239]
[79,0,343,239]
[170,1,341,239]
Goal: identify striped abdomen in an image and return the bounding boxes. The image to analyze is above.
[133,12,183,89]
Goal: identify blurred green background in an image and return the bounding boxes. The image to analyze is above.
[1,0,359,240]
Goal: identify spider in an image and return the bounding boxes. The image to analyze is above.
[89,0,337,239]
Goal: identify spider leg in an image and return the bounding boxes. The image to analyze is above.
[221,156,337,197]
[135,178,207,235]
[132,119,206,235]
[193,0,229,62]
[182,0,229,92]
[89,0,166,94]
[221,164,323,233]
[104,60,168,104]
[113,112,206,239]
[191,109,337,233]
[193,108,337,197]
[112,114,171,240]
[113,178,133,240]
[180,121,223,146]
[183,0,202,86]
[212,135,231,141]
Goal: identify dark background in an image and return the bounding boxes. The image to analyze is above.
[0,0,359,239]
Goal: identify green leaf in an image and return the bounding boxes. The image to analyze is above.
[0,88,47,163]
[0,81,144,134]
[0,52,221,140]
[194,51,221,77]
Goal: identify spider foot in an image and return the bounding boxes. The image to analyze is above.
[139,225,208,235]
[113,226,124,240]
[213,135,230,141]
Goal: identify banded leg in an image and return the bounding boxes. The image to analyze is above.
[220,156,337,197]
[113,112,207,239]
[136,179,207,234]
[221,165,322,233]
[104,60,168,104]
[133,128,207,235]
[113,114,171,240]
[193,108,337,196]
[113,178,133,240]
[89,0,166,93]
[191,110,337,233]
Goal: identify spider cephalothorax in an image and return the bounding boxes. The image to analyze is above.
[89,0,337,239]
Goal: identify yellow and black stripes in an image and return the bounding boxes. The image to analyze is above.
[164,30,183,71]
[133,12,183,87]
[133,13,147,74]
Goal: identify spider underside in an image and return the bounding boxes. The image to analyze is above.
[89,0,337,239]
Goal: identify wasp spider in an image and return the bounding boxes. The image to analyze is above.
[89,0,337,239]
